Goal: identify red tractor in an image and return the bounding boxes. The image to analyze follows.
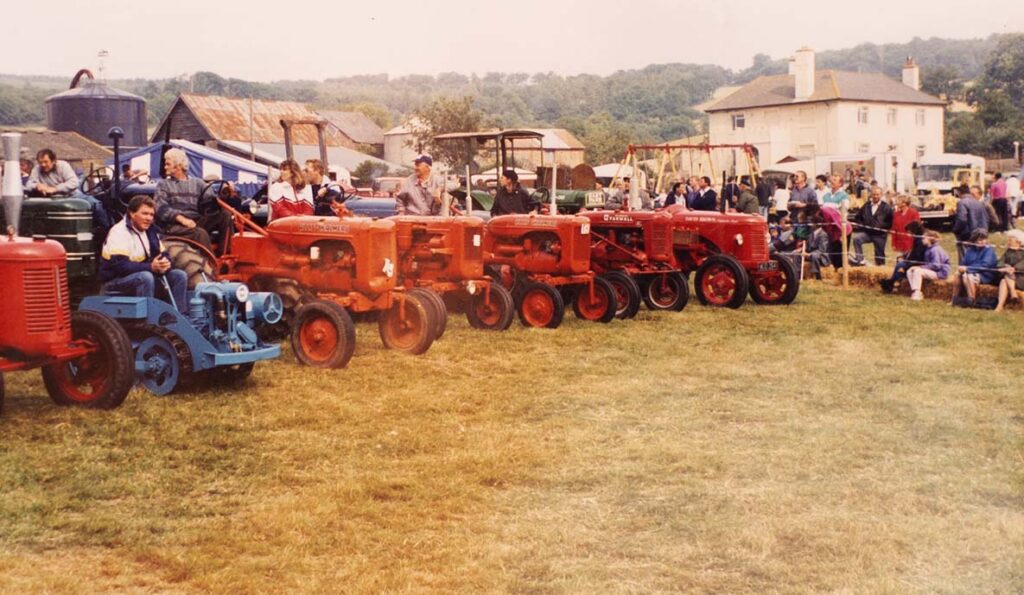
[391,215,516,334]
[197,204,442,369]
[580,210,689,316]
[0,232,134,412]
[484,214,617,328]
[666,206,799,308]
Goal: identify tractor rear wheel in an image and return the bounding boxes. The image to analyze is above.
[749,255,800,305]
[517,281,565,328]
[601,271,641,319]
[378,293,435,355]
[694,254,749,309]
[165,239,217,289]
[409,288,448,341]
[641,272,689,311]
[291,300,356,369]
[571,276,618,323]
[42,311,134,408]
[466,284,515,330]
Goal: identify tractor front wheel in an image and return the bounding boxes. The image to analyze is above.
[601,271,641,319]
[42,311,134,409]
[378,293,436,355]
[409,288,448,340]
[694,254,749,309]
[466,284,515,330]
[749,255,800,305]
[517,281,565,328]
[571,276,618,323]
[291,300,356,368]
[641,272,689,311]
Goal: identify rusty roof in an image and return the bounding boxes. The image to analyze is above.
[165,93,353,146]
[705,70,945,112]
[0,128,112,162]
[319,110,385,145]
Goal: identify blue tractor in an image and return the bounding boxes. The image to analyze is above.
[79,281,284,395]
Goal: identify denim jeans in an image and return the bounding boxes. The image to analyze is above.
[851,232,887,265]
[104,269,188,315]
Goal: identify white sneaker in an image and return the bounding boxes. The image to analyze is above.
[910,291,923,301]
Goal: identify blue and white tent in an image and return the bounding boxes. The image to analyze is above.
[107,139,275,198]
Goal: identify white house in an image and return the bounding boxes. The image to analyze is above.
[705,49,945,188]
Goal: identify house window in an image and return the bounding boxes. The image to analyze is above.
[731,114,745,130]
[915,109,926,126]
[858,143,870,153]
[797,144,816,157]
[887,108,897,126]
[916,145,927,159]
[857,106,869,124]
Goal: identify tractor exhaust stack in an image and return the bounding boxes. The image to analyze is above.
[2,132,24,235]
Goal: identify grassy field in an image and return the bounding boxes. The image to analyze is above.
[1,283,1022,593]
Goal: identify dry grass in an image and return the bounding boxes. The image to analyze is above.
[1,283,1022,593]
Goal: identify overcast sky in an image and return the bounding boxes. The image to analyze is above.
[5,0,1022,82]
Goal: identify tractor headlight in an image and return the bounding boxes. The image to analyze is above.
[734,233,744,246]
[466,280,478,295]
[235,284,250,303]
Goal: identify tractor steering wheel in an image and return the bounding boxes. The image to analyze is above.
[79,166,114,197]
[198,179,231,216]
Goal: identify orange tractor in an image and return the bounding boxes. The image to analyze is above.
[484,214,617,328]
[392,215,516,334]
[187,201,443,369]
[434,130,618,328]
[579,209,689,315]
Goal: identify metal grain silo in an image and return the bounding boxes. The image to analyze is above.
[45,69,147,148]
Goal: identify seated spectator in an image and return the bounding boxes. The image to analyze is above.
[771,216,798,252]
[304,159,342,216]
[880,220,926,293]
[268,159,314,221]
[951,228,998,306]
[995,229,1024,312]
[906,230,951,301]
[850,186,893,266]
[815,204,851,269]
[805,215,832,280]
[100,195,187,314]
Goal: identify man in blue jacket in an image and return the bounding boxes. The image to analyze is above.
[100,195,188,314]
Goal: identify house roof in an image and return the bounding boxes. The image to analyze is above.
[157,93,353,146]
[705,70,945,112]
[0,128,112,162]
[318,111,385,145]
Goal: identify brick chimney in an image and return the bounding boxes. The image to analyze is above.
[902,56,920,91]
[794,47,815,100]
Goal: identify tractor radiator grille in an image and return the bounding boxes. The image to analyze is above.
[748,224,769,262]
[649,223,672,260]
[23,266,71,334]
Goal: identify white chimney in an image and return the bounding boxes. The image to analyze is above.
[793,47,815,100]
[787,58,796,75]
[902,56,920,91]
